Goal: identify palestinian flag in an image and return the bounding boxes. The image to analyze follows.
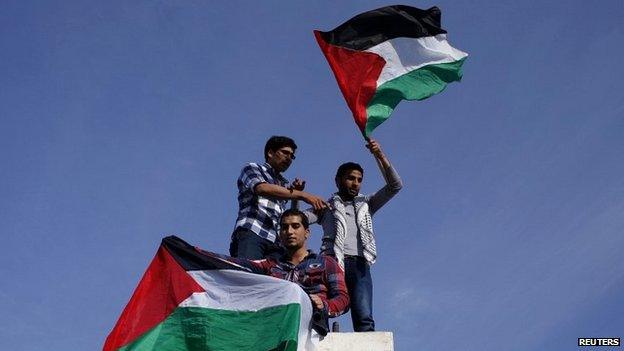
[103,236,316,351]
[315,5,468,137]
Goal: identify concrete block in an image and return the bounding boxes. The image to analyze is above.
[317,332,394,351]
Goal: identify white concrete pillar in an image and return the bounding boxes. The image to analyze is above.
[317,332,394,351]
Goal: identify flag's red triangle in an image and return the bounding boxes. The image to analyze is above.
[103,246,205,351]
[314,30,386,135]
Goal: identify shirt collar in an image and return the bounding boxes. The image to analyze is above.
[263,162,288,183]
[280,250,317,264]
[332,192,363,203]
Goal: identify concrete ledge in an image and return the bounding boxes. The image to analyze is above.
[317,332,394,351]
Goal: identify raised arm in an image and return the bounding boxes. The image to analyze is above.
[365,139,403,214]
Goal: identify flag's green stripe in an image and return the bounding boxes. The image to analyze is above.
[364,58,466,136]
[118,304,301,351]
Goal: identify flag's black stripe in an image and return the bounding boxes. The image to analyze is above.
[318,5,447,51]
[162,235,249,272]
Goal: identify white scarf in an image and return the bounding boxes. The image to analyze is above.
[327,194,377,268]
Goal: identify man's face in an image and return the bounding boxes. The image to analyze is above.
[279,215,309,250]
[337,170,363,199]
[267,146,295,173]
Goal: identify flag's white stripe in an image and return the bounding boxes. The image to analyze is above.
[184,269,307,310]
[364,34,468,87]
[182,269,319,351]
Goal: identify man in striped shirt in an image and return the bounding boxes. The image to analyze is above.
[229,136,327,259]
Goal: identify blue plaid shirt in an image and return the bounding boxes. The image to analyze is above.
[234,162,289,242]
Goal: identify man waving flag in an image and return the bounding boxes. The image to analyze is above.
[315,5,468,137]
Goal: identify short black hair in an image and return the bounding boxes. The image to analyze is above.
[280,208,309,229]
[264,136,297,161]
[335,162,364,179]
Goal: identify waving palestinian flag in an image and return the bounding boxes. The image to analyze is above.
[103,236,316,351]
[315,5,468,137]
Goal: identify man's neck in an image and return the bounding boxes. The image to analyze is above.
[286,247,309,265]
[265,161,280,174]
[338,192,355,202]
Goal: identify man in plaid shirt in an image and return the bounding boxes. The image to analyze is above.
[230,136,327,259]
[226,209,349,335]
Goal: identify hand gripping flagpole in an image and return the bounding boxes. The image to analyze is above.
[364,135,390,183]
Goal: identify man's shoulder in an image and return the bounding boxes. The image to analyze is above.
[355,194,369,203]
[239,162,268,177]
[241,162,263,170]
[317,253,340,267]
[256,256,279,266]
[299,251,323,264]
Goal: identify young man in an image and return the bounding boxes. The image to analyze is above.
[230,136,327,259]
[306,139,402,332]
[226,209,349,335]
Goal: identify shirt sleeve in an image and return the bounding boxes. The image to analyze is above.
[303,207,325,225]
[229,257,274,275]
[238,163,267,193]
[367,163,403,215]
[323,256,350,317]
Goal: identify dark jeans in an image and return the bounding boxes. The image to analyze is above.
[344,255,375,332]
[229,228,281,260]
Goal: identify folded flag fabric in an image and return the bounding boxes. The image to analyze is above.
[315,5,468,137]
[103,236,317,351]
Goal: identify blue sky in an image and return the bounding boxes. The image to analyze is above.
[1,1,623,350]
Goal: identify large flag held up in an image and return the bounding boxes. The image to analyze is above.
[103,236,316,351]
[315,5,468,137]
